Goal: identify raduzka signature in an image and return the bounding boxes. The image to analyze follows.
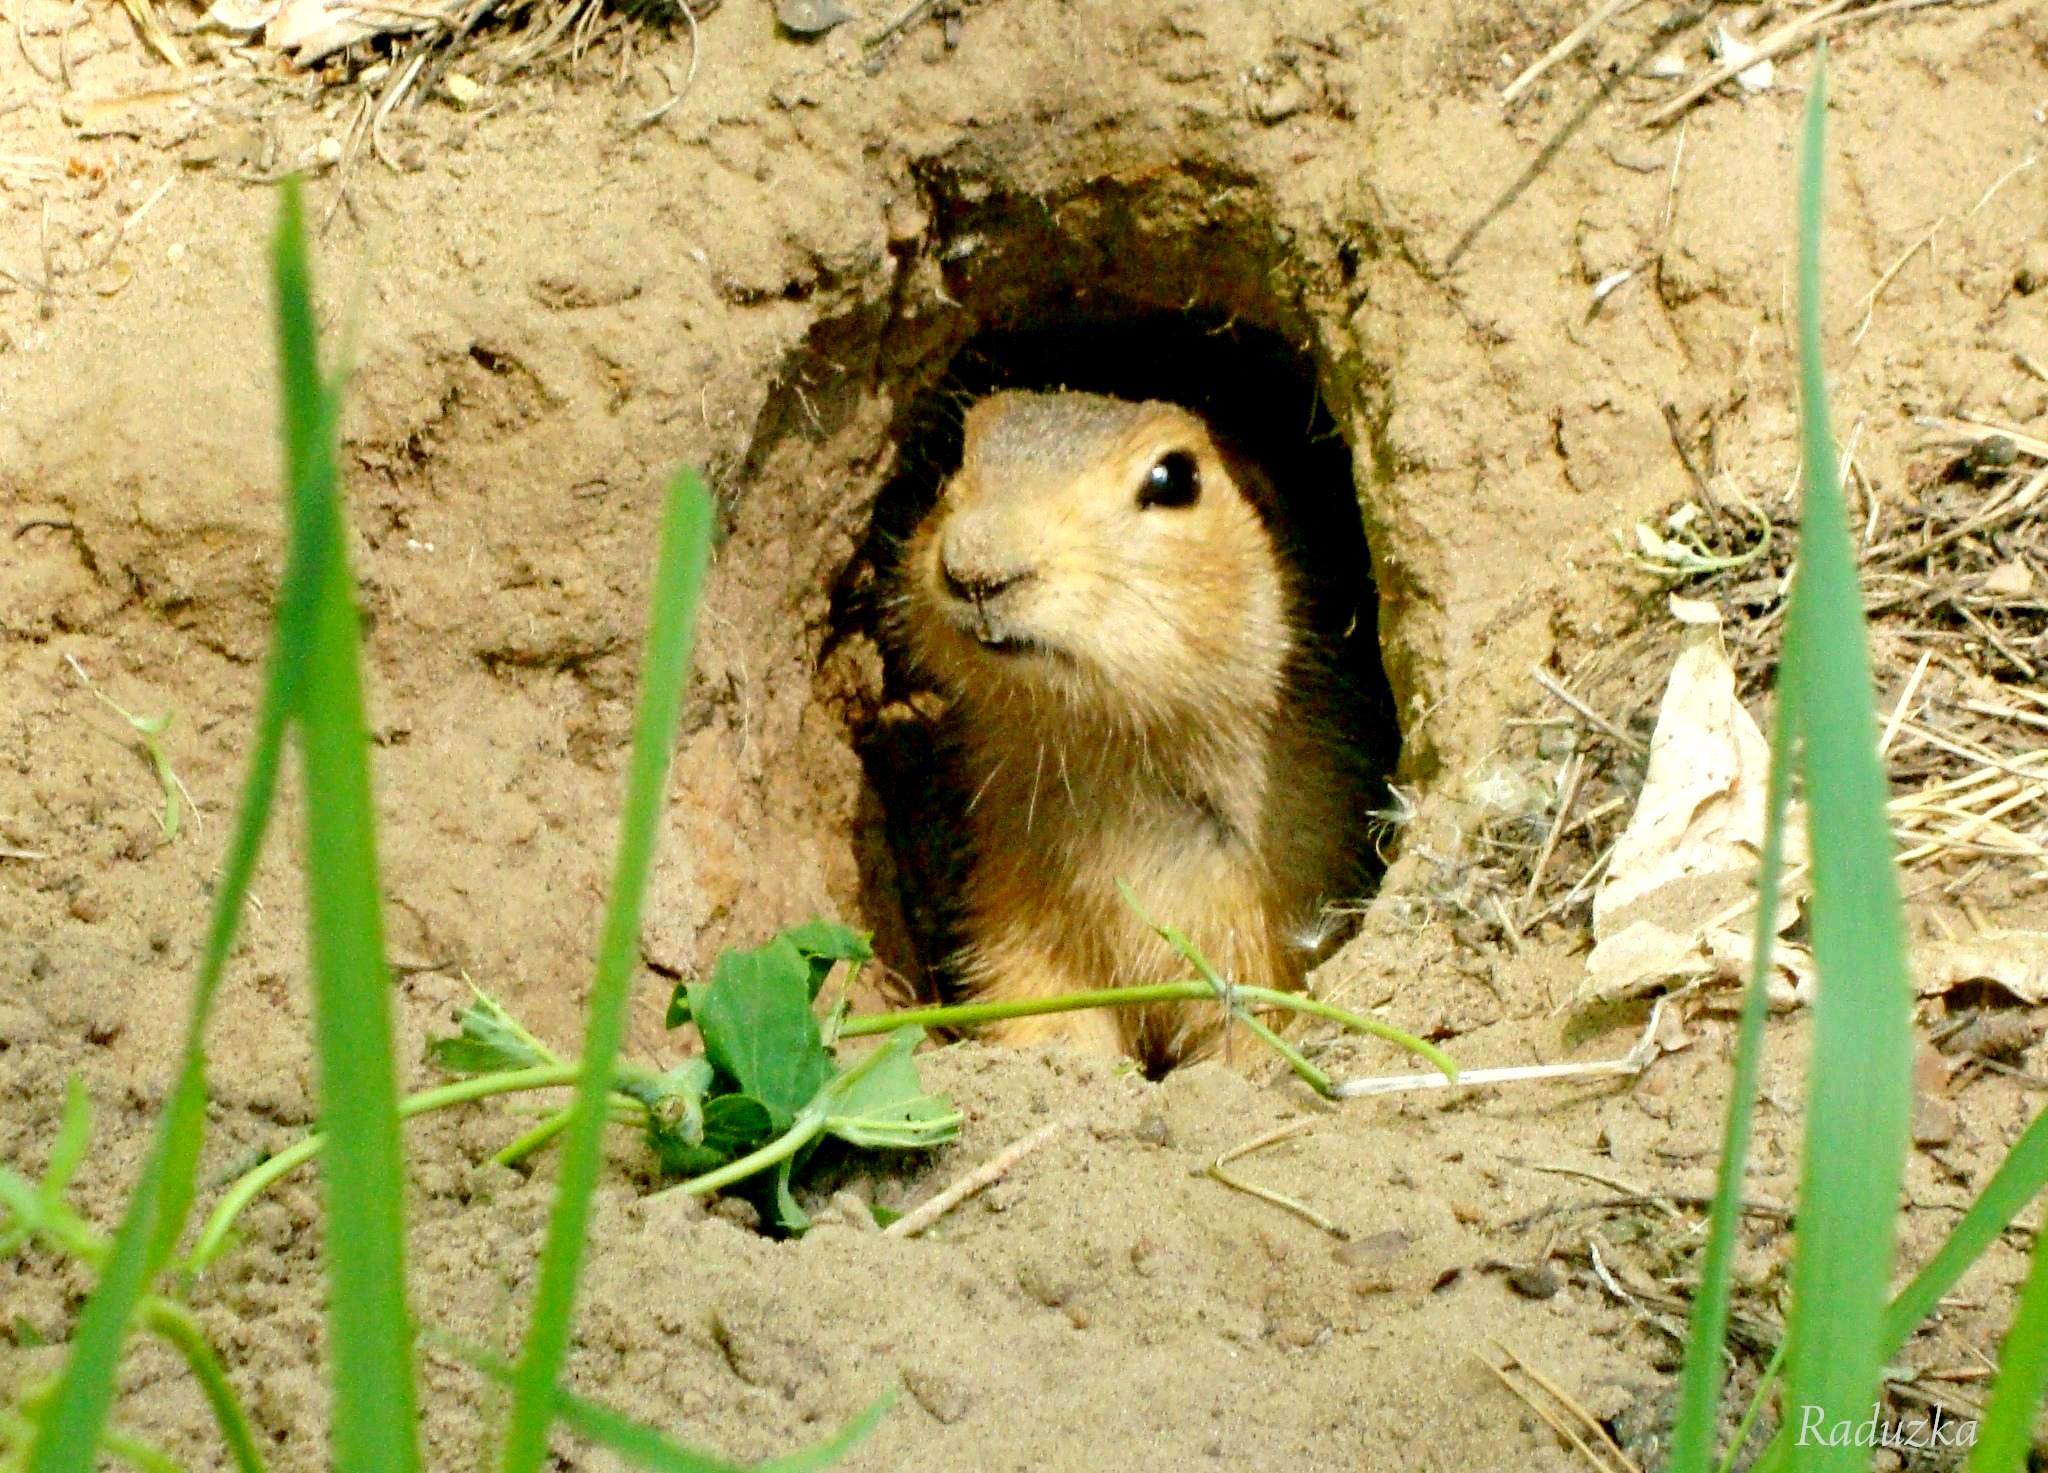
[1794,1403,1977,1450]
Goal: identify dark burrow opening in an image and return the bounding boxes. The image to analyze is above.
[827,310,1404,1010]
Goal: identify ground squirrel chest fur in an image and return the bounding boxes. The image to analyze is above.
[897,389,1384,1068]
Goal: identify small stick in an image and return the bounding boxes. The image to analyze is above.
[1850,218,1943,347]
[1878,649,1933,757]
[1969,153,2038,216]
[632,0,698,126]
[1961,700,2048,734]
[1948,597,2037,680]
[1521,749,1587,921]
[0,844,49,861]
[1867,466,2044,568]
[1526,838,1616,927]
[1500,0,1633,108]
[1333,999,1665,1100]
[1477,1350,1630,1473]
[1492,1338,1644,1473]
[1661,115,1686,235]
[1896,718,2048,784]
[1200,1119,1346,1239]
[883,1117,1074,1237]
[1660,402,1723,526]
[1490,892,1524,953]
[1643,0,1951,128]
[1530,667,1646,756]
[1916,415,2048,462]
[1526,1161,1681,1215]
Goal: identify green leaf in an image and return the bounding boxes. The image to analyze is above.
[783,919,872,964]
[429,993,557,1076]
[27,1057,210,1473]
[1967,1213,2048,1472]
[823,1029,961,1151]
[0,1165,41,1253]
[668,919,872,1026]
[783,920,872,1000]
[1777,55,1913,1473]
[755,1392,894,1473]
[684,939,834,1123]
[701,1095,777,1157]
[145,1066,207,1274]
[27,166,299,1472]
[38,1078,94,1220]
[652,1085,763,1180]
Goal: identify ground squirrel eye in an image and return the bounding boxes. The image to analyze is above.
[1137,450,1201,510]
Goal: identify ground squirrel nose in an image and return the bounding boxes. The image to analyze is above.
[941,558,1028,605]
[938,519,1032,605]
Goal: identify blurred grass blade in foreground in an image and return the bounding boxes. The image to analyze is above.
[272,174,422,1472]
[1775,51,1914,1473]
[496,470,713,1473]
[1666,48,1914,1473]
[24,177,337,1473]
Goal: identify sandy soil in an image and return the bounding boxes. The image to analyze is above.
[4,0,2046,1467]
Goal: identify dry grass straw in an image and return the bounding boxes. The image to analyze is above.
[1641,0,1959,128]
[310,0,715,97]
[1473,421,2048,938]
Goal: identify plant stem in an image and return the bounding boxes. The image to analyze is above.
[492,1111,574,1169]
[187,1064,593,1272]
[661,1112,829,1200]
[834,984,1457,1083]
[192,988,1448,1269]
[1229,1012,1333,1095]
[142,1297,265,1473]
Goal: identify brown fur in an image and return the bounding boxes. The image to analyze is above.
[896,390,1374,1067]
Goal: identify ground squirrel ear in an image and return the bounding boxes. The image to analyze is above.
[1137,450,1201,509]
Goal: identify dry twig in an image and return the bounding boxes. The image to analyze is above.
[884,1116,1074,1237]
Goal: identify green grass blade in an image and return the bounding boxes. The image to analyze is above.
[1967,1217,2048,1471]
[752,1394,894,1473]
[1883,1105,2048,1355]
[272,175,420,1473]
[497,470,713,1473]
[1778,51,1915,1473]
[452,1333,890,1472]
[144,1299,267,1473]
[1664,692,1799,1473]
[26,1060,206,1472]
[28,194,312,1463]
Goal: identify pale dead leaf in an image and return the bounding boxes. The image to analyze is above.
[1914,930,2048,1005]
[1577,621,1811,1014]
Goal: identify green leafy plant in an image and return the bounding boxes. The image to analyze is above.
[426,920,961,1234]
[65,656,199,841]
[1667,51,2048,1473]
[185,882,1456,1257]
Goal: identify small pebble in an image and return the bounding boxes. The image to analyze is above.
[1507,1264,1561,1299]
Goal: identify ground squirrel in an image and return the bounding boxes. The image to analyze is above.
[897,389,1386,1068]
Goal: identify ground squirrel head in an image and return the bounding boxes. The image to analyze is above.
[899,390,1294,734]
